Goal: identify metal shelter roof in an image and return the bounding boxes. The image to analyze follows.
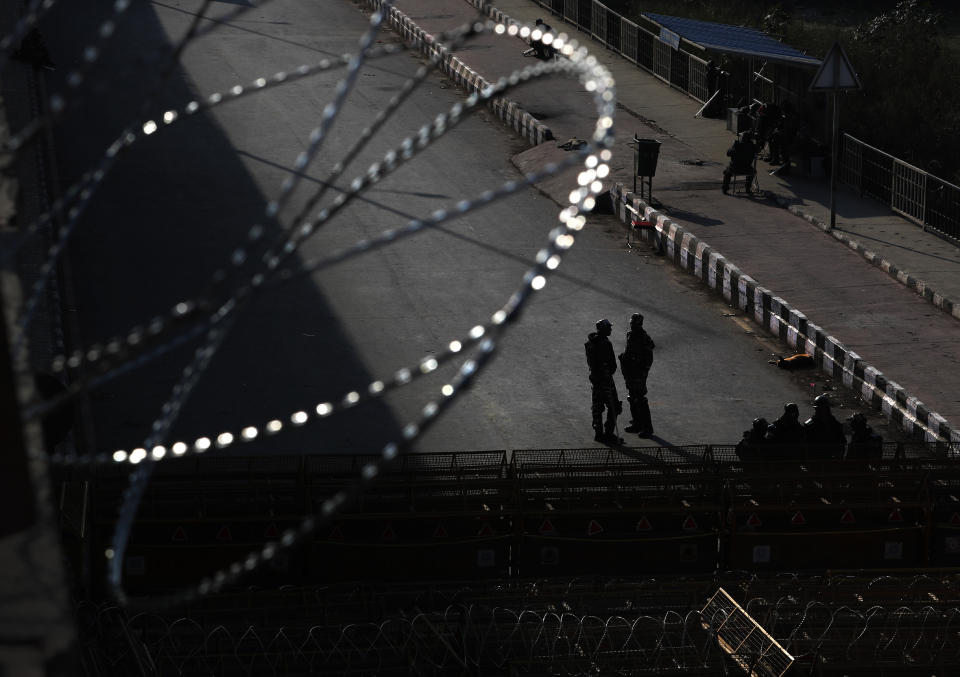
[643,13,822,67]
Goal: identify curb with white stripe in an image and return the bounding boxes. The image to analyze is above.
[612,182,958,445]
[364,0,553,146]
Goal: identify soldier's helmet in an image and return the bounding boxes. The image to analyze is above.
[752,417,768,433]
[784,402,799,419]
[813,393,832,409]
[596,318,612,331]
[630,313,644,328]
[849,412,867,430]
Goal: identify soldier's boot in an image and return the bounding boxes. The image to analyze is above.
[635,399,653,437]
[603,420,623,446]
[624,398,643,433]
[593,423,605,442]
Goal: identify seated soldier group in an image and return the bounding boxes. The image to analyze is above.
[736,394,883,461]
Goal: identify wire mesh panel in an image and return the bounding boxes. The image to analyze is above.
[621,20,639,64]
[670,48,690,93]
[701,587,794,677]
[925,174,960,241]
[891,159,928,225]
[838,133,864,191]
[860,141,895,204]
[576,0,591,32]
[563,0,577,27]
[591,0,607,47]
[653,39,672,84]
[688,56,709,103]
[637,28,655,71]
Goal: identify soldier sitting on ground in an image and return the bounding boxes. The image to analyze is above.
[845,412,883,460]
[766,402,805,458]
[803,394,846,459]
[736,417,769,462]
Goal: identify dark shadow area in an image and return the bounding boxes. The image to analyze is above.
[39,1,405,457]
[659,207,723,228]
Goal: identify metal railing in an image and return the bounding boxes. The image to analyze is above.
[532,0,710,103]
[839,132,960,243]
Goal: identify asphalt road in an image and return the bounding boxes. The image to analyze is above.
[36,0,905,457]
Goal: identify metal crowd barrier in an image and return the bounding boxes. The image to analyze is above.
[532,0,709,103]
[839,132,960,243]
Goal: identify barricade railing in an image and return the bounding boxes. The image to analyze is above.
[531,0,709,103]
[839,132,960,243]
[78,592,960,676]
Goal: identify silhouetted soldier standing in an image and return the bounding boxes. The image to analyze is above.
[803,394,846,459]
[845,413,883,460]
[585,318,622,444]
[619,313,655,437]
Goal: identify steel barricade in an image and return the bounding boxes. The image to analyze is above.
[564,0,577,27]
[671,47,689,92]
[653,38,672,83]
[925,174,960,240]
[621,19,638,64]
[891,158,928,225]
[576,0,591,32]
[688,55,709,103]
[590,0,606,47]
[838,133,863,190]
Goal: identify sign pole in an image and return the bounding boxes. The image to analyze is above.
[808,42,862,231]
[830,89,839,229]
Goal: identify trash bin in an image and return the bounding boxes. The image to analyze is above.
[634,138,661,177]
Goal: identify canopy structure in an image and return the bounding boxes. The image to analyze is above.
[643,13,822,67]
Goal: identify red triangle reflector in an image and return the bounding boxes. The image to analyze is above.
[950,512,960,527]
[477,522,495,537]
[172,526,187,542]
[216,525,232,541]
[682,515,698,531]
[329,525,344,541]
[746,513,762,527]
[381,523,397,541]
[264,523,280,539]
[432,523,448,539]
[790,511,806,526]
[539,519,556,535]
[587,520,604,536]
[888,508,903,523]
[840,509,856,524]
[636,516,652,532]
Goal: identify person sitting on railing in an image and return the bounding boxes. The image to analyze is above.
[845,413,883,460]
[803,394,846,459]
[722,132,758,195]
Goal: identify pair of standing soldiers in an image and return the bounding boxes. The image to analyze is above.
[584,314,654,444]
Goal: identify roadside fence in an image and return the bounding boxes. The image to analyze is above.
[838,133,960,244]
[531,0,710,103]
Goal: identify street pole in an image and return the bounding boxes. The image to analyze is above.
[829,89,839,229]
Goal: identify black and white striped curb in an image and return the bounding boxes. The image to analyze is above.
[776,197,960,322]
[612,182,958,445]
[363,0,553,146]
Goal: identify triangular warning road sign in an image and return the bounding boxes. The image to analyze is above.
[682,515,698,531]
[432,523,448,539]
[264,523,280,540]
[889,508,903,523]
[809,42,862,91]
[791,511,806,526]
[216,525,232,541]
[172,526,187,542]
[587,520,604,536]
[950,512,960,527]
[477,522,495,537]
[328,525,344,541]
[381,523,397,541]
[636,516,652,532]
[539,519,557,535]
[746,513,762,527]
[840,509,856,524]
